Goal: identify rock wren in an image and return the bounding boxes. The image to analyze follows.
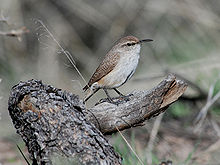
[83,36,153,102]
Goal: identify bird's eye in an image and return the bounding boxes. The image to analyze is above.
[127,42,135,46]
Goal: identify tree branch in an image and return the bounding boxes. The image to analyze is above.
[86,74,187,134]
[0,26,29,41]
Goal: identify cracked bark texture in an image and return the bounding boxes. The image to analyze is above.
[86,74,187,135]
[8,74,187,165]
[8,80,121,165]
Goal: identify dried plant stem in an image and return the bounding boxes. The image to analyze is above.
[115,126,144,165]
[194,78,220,132]
[146,114,164,165]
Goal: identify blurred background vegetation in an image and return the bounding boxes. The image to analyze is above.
[0,0,220,164]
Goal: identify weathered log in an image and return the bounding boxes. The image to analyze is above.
[86,74,187,134]
[8,80,122,165]
[8,74,187,164]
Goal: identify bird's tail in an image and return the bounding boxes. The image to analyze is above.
[83,85,89,91]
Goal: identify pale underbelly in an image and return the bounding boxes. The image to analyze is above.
[98,69,134,88]
[97,55,139,89]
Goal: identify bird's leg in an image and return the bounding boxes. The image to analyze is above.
[113,88,131,102]
[113,88,124,97]
[83,88,99,103]
[103,88,114,103]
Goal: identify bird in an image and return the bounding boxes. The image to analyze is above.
[83,35,153,103]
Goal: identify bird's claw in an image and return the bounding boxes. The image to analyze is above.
[96,95,132,106]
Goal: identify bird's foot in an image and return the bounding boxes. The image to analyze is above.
[118,93,133,100]
[96,97,118,105]
[96,94,132,106]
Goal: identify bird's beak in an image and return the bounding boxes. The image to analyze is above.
[139,39,153,43]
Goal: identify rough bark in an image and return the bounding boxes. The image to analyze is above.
[8,74,187,164]
[85,74,187,135]
[8,80,121,165]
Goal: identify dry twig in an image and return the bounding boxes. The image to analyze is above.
[0,11,9,24]
[115,126,144,165]
[146,114,164,165]
[194,78,220,132]
[0,26,29,41]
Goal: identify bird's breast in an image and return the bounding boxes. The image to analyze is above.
[98,52,140,88]
[116,52,140,76]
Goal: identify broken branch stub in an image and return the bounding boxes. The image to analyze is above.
[85,74,187,134]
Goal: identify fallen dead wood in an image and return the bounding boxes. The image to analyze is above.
[8,74,187,164]
[86,74,187,134]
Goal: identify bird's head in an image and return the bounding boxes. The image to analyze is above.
[112,36,153,54]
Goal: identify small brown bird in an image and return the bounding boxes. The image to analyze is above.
[83,36,153,102]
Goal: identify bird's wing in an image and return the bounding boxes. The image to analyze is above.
[83,52,120,91]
